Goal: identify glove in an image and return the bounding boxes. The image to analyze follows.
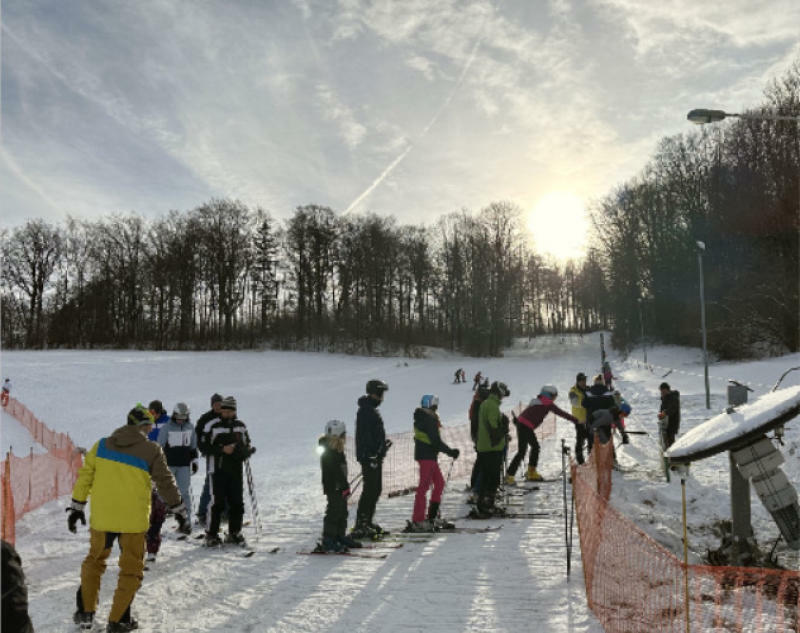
[449,448,460,460]
[341,488,351,499]
[66,499,87,533]
[621,433,630,445]
[369,456,379,469]
[170,502,191,535]
[384,439,393,451]
[191,460,199,475]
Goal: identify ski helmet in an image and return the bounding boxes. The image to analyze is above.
[172,402,190,420]
[540,385,558,399]
[620,402,632,416]
[490,381,510,398]
[325,419,346,438]
[127,403,154,426]
[420,394,439,410]
[366,379,389,396]
[576,372,587,383]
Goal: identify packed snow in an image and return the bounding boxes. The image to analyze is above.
[3,334,800,632]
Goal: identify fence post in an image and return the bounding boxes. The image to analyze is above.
[1,454,15,545]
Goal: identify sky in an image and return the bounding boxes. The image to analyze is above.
[2,0,799,260]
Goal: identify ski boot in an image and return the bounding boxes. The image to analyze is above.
[106,616,139,631]
[224,532,247,547]
[350,520,376,540]
[526,467,543,482]
[369,521,389,537]
[205,532,222,547]
[504,474,516,485]
[315,536,346,553]
[403,519,436,533]
[427,501,454,530]
[73,610,94,630]
[146,552,156,563]
[338,534,363,549]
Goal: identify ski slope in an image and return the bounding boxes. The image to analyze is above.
[4,334,800,632]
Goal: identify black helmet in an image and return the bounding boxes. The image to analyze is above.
[576,372,587,383]
[366,379,389,396]
[490,381,510,398]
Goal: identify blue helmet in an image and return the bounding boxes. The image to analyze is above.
[620,402,632,416]
[421,394,439,410]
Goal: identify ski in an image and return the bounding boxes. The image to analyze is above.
[297,550,388,559]
[442,525,503,533]
[502,512,552,519]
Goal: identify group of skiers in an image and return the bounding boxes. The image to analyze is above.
[66,394,254,632]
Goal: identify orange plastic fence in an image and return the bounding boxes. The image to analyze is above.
[345,410,557,502]
[1,398,82,545]
[573,441,800,632]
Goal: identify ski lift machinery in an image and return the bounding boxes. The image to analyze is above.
[666,368,800,565]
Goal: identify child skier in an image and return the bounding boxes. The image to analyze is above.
[405,395,460,532]
[316,421,362,552]
[157,403,198,525]
[144,400,171,564]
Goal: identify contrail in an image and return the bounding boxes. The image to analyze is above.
[343,30,485,215]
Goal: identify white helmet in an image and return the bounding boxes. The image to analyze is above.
[540,385,558,399]
[172,402,190,420]
[325,419,346,438]
[420,394,439,410]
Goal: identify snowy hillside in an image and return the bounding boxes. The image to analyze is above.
[3,334,800,632]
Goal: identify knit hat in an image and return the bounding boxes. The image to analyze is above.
[128,404,155,426]
[220,396,237,411]
[148,400,165,414]
[210,393,223,406]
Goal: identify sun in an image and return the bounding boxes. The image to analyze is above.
[526,191,589,262]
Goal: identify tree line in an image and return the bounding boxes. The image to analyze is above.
[1,201,610,354]
[592,60,799,358]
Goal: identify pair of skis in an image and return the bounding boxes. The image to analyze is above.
[298,542,403,559]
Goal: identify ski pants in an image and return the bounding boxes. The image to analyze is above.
[323,492,348,540]
[508,423,539,475]
[197,471,211,518]
[169,465,192,515]
[412,460,445,522]
[78,530,145,623]
[145,491,167,555]
[356,461,382,526]
[470,444,482,491]
[476,451,503,511]
[209,469,245,537]
[574,422,592,465]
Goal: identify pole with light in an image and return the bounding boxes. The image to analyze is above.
[687,108,800,356]
[637,297,647,364]
[695,241,711,409]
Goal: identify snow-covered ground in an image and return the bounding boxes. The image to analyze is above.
[3,334,800,632]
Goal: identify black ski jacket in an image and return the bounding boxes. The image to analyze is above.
[413,407,455,461]
[200,416,254,476]
[660,390,681,434]
[195,409,221,456]
[355,395,387,465]
[1,540,34,633]
[582,384,616,419]
[320,438,349,496]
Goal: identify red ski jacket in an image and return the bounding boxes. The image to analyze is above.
[517,396,578,431]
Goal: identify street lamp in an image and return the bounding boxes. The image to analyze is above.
[696,241,711,409]
[637,297,647,364]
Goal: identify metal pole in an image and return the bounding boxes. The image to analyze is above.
[681,475,691,633]
[697,249,710,409]
[638,298,647,364]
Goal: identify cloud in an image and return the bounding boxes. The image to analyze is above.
[315,84,367,148]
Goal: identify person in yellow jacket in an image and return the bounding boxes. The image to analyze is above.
[568,372,590,464]
[67,404,190,633]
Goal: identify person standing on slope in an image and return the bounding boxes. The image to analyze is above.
[352,379,392,539]
[194,393,223,525]
[569,373,590,465]
[658,382,681,449]
[68,404,189,632]
[507,386,578,483]
[405,395,460,532]
[474,381,510,518]
[1,378,11,407]
[144,400,171,566]
[157,403,198,525]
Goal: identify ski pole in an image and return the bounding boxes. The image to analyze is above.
[244,459,262,538]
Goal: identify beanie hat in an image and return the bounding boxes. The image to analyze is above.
[148,400,165,414]
[210,393,223,406]
[220,396,237,411]
[128,404,155,426]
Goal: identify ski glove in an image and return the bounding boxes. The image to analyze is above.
[170,502,191,535]
[341,488,351,499]
[191,460,199,475]
[66,499,87,533]
[368,456,379,469]
[449,448,460,460]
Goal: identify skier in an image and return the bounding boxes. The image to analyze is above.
[602,361,614,390]
[468,382,491,501]
[405,395,460,532]
[589,405,627,446]
[68,404,189,632]
[569,373,590,465]
[1,540,34,633]
[352,379,392,539]
[658,382,681,449]
[194,393,223,525]
[473,381,510,518]
[316,420,362,552]
[157,403,198,530]
[472,371,482,391]
[507,386,578,483]
[453,368,462,384]
[1,378,10,407]
[200,396,255,547]
[144,400,171,564]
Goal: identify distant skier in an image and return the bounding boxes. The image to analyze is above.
[569,373,590,465]
[1,378,10,407]
[658,382,681,449]
[454,368,462,384]
[405,395,460,532]
[316,420,362,552]
[460,369,466,383]
[474,381,510,518]
[602,361,614,390]
[194,393,223,525]
[68,404,189,632]
[145,400,171,564]
[157,403,198,525]
[352,380,392,538]
[507,385,578,483]
[582,375,617,458]
[200,396,255,547]
[472,371,482,391]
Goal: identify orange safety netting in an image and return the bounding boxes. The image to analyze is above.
[345,411,557,502]
[1,398,83,545]
[573,441,800,632]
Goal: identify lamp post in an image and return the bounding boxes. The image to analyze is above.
[688,108,800,354]
[696,241,711,409]
[637,297,647,364]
